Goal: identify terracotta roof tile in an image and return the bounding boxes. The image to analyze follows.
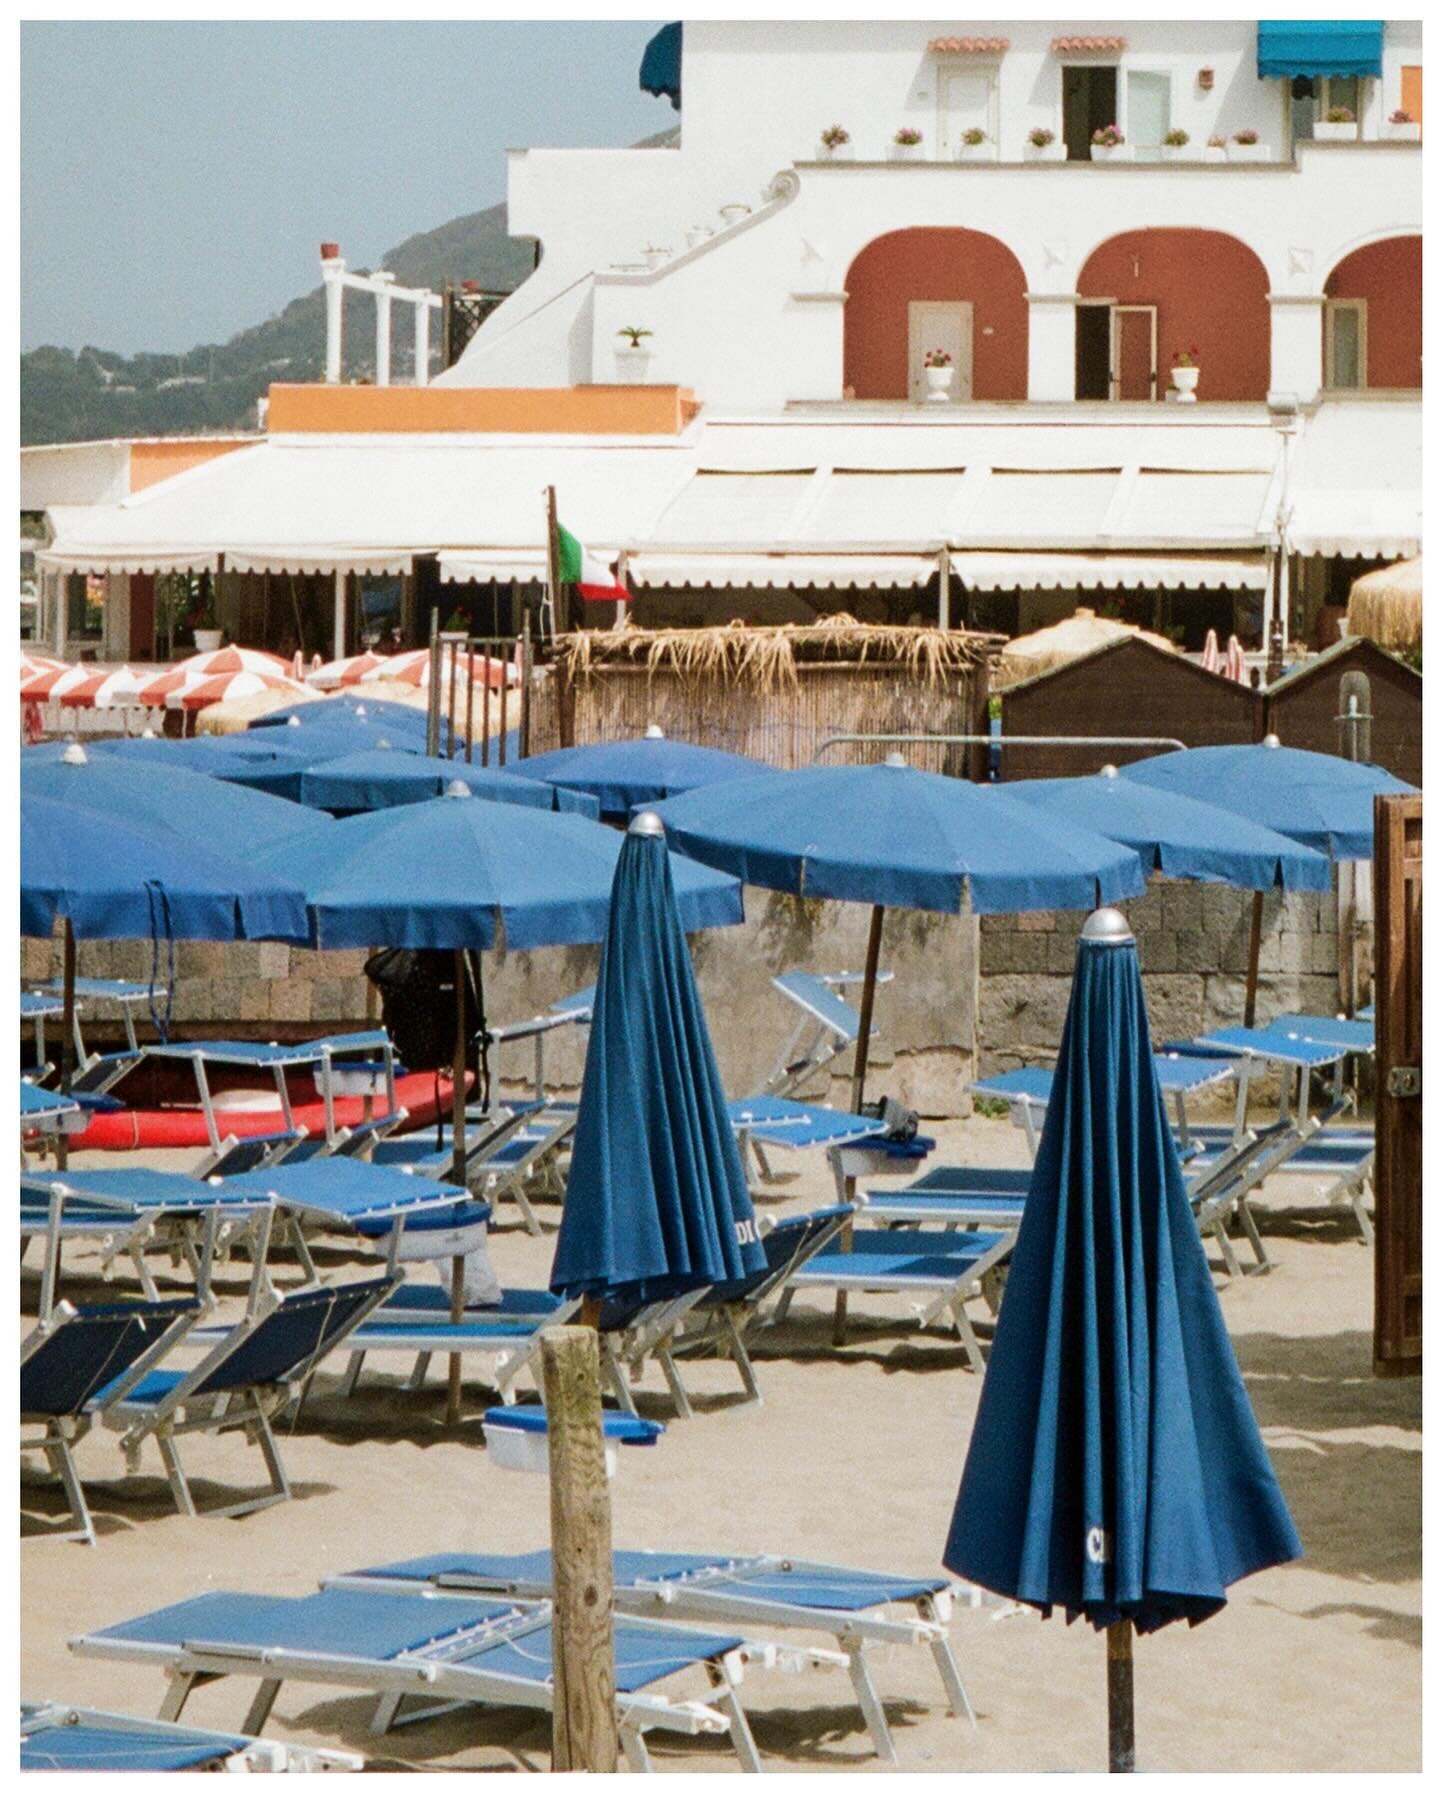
[1051,35,1128,52]
[928,37,1010,54]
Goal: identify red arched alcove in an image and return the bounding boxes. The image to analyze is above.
[1077,229,1271,400]
[843,228,1028,401]
[1325,237,1421,389]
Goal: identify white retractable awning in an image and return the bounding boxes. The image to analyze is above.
[950,552,1269,592]
[438,551,548,584]
[1287,400,1421,558]
[225,548,414,576]
[627,552,938,589]
[36,545,219,576]
[1288,498,1421,560]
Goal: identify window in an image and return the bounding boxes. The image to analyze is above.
[65,574,104,642]
[1400,65,1422,128]
[1324,299,1367,390]
[1126,70,1171,160]
[1291,73,1368,140]
[1062,64,1118,159]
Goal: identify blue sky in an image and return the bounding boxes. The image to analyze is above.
[21,19,669,355]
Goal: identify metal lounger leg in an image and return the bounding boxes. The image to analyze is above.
[619,1719,654,1774]
[158,1671,198,1723]
[370,1692,405,1735]
[157,1430,197,1517]
[949,1299,987,1375]
[242,1678,283,1737]
[1235,1198,1273,1276]
[600,1340,637,1414]
[654,1338,695,1421]
[41,1427,95,1545]
[711,1674,763,1773]
[923,1624,977,1729]
[407,1352,432,1389]
[842,1637,898,1764]
[719,1307,762,1406]
[342,1350,366,1396]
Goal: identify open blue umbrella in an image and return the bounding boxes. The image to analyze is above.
[551,812,765,1312]
[298,748,599,819]
[249,695,436,742]
[1126,736,1416,1022]
[942,907,1301,1769]
[23,743,326,851]
[1007,765,1330,892]
[511,725,770,815]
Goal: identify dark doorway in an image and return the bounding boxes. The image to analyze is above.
[1075,303,1111,399]
[1063,65,1118,160]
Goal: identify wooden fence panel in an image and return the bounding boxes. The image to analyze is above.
[1374,792,1422,1377]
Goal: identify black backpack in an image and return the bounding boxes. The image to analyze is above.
[364,947,485,1073]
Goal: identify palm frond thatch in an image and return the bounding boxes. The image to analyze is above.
[555,615,999,692]
[1347,558,1422,653]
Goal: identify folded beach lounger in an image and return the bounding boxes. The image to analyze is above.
[373,1104,577,1234]
[972,1054,1241,1156]
[21,1297,200,1543]
[762,969,891,1099]
[728,1094,930,1200]
[93,1275,391,1518]
[29,976,171,1061]
[69,1584,807,1771]
[335,1547,974,1765]
[859,1167,1030,1231]
[776,1227,1015,1372]
[20,1701,362,1772]
[338,1288,582,1403]
[1267,1013,1376,1057]
[1184,1121,1375,1245]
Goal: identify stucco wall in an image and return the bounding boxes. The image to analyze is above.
[1326,235,1422,389]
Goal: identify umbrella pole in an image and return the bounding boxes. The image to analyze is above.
[834,904,886,1347]
[1106,1620,1135,1773]
[56,920,77,1174]
[447,949,468,1425]
[1243,890,1264,1030]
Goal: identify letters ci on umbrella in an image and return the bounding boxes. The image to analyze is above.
[943,908,1301,1772]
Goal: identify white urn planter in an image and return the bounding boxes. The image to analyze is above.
[956,139,996,162]
[1089,142,1132,162]
[923,366,955,403]
[1227,140,1272,162]
[717,202,751,226]
[1313,120,1358,142]
[643,248,670,271]
[1160,144,1194,162]
[614,347,654,383]
[818,140,853,161]
[890,140,923,162]
[1202,144,1228,163]
[192,629,223,653]
[1025,139,1065,162]
[1387,122,1421,142]
[1170,366,1200,403]
[684,226,714,249]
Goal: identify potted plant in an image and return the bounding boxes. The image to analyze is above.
[922,347,955,403]
[1089,123,1130,162]
[818,123,852,161]
[1387,107,1420,142]
[891,125,924,161]
[718,200,752,226]
[187,599,223,652]
[1228,126,1270,162]
[684,223,715,249]
[1203,132,1228,163]
[1025,125,1064,162]
[1161,127,1191,161]
[1314,104,1358,142]
[957,124,994,162]
[1169,345,1201,403]
[614,326,654,381]
[643,244,671,270]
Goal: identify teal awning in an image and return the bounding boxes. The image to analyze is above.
[1257,20,1383,79]
[640,21,681,110]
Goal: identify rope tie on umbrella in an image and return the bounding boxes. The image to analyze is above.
[144,881,176,1043]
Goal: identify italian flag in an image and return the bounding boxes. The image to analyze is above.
[558,524,631,603]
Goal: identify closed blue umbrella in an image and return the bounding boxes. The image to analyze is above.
[298,748,599,819]
[551,813,765,1311]
[1007,765,1330,892]
[942,907,1301,1768]
[511,726,770,815]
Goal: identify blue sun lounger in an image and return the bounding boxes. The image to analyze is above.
[373,1104,578,1234]
[28,976,171,1063]
[333,1547,973,1766]
[728,1094,930,1203]
[972,1053,1241,1156]
[21,1297,200,1543]
[68,1584,811,1771]
[763,969,893,1099]
[20,1701,362,1772]
[337,1286,582,1405]
[20,991,65,1078]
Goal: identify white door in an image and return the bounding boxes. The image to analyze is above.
[908,302,974,402]
[1126,70,1171,160]
[939,66,997,156]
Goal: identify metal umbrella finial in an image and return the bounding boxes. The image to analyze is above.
[644,723,665,739]
[444,779,472,799]
[629,810,665,837]
[1082,906,1134,945]
[1262,733,1281,748]
[884,751,908,768]
[1099,764,1120,779]
[61,743,88,765]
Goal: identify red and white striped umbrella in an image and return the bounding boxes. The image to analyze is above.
[370,644,521,692]
[133,644,289,708]
[148,668,311,714]
[40,664,146,709]
[307,649,390,690]
[1224,635,1248,685]
[20,652,71,700]
[1200,629,1220,674]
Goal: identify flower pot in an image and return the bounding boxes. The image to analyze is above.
[1312,121,1358,142]
[889,141,923,161]
[1025,140,1065,162]
[319,241,340,261]
[192,629,223,653]
[718,203,751,226]
[1170,366,1200,403]
[1202,146,1228,162]
[923,366,955,403]
[1227,141,1271,162]
[956,141,996,162]
[818,141,853,161]
[643,248,670,270]
[1160,144,1193,161]
[1387,122,1421,142]
[1089,143,1132,162]
[684,226,714,249]
[614,347,654,383]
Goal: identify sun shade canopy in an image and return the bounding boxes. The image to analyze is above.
[1256,20,1383,79]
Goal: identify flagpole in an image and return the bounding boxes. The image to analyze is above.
[544,485,560,644]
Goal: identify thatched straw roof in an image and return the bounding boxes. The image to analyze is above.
[994,608,1177,691]
[1347,558,1422,654]
[196,685,325,735]
[555,615,999,691]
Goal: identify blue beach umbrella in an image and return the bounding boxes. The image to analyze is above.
[551,812,765,1311]
[511,726,770,815]
[1007,765,1330,893]
[298,747,599,819]
[249,695,437,743]
[942,907,1301,1769]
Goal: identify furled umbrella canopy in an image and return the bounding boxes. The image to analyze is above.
[551,813,764,1308]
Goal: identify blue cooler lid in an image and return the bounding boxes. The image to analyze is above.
[483,1404,664,1445]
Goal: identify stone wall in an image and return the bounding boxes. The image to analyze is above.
[979,879,1343,1074]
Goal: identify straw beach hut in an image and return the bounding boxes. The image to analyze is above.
[993,607,1177,692]
[1346,558,1422,655]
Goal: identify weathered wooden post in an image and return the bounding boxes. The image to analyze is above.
[541,1324,618,1772]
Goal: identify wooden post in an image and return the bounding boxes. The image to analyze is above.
[1106,1619,1135,1773]
[56,920,76,1173]
[834,902,886,1346]
[447,948,468,1425]
[543,486,561,645]
[426,607,442,757]
[1243,889,1264,1029]
[542,1325,618,1773]
[1373,792,1422,1376]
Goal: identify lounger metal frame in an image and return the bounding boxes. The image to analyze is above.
[19,1701,363,1773]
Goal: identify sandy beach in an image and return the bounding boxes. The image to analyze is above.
[21,1113,1420,1774]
